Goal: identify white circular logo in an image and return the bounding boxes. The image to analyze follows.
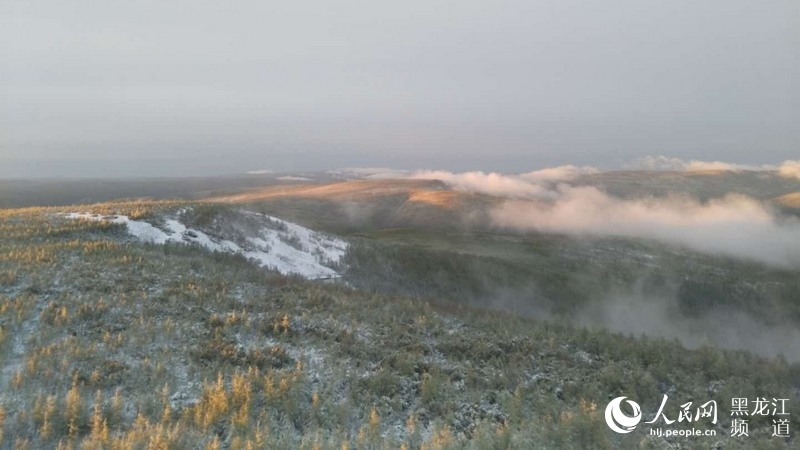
[605,396,642,433]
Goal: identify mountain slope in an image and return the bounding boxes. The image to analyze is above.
[0,201,798,448]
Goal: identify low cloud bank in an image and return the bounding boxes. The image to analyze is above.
[778,160,800,180]
[626,155,800,179]
[410,170,554,199]
[626,155,771,172]
[493,188,800,267]
[408,165,598,199]
[519,165,600,181]
[336,158,800,181]
[407,167,800,267]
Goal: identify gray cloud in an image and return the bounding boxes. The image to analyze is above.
[2,1,799,177]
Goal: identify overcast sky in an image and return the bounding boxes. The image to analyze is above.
[2,0,798,178]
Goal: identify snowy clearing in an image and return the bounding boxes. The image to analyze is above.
[62,210,348,279]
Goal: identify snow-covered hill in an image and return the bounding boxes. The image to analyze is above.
[63,208,347,279]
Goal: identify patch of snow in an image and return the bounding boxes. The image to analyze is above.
[62,209,348,280]
[64,212,170,243]
[126,220,171,243]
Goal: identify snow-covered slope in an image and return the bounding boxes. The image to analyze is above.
[63,209,347,279]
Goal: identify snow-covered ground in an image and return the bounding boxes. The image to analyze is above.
[63,210,348,279]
